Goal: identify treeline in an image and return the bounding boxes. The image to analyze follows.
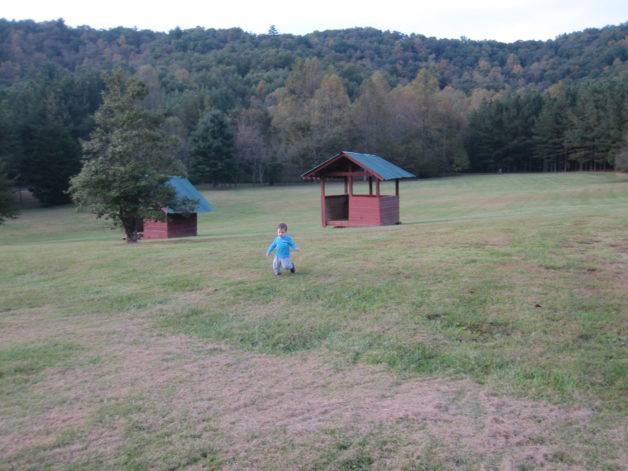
[2,19,626,91]
[467,75,628,172]
[0,19,627,206]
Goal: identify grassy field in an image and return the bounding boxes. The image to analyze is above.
[1,172,626,470]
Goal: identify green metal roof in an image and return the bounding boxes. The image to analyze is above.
[302,151,416,181]
[164,176,214,214]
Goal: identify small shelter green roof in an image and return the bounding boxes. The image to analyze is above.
[164,176,214,214]
[301,151,415,181]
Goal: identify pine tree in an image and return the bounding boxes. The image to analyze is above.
[564,83,608,170]
[615,131,628,171]
[69,68,190,242]
[467,90,543,172]
[189,110,237,186]
[21,123,81,206]
[6,66,101,206]
[532,86,574,171]
[0,160,18,224]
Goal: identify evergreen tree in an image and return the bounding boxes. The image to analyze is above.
[560,76,628,170]
[0,105,22,182]
[20,123,81,206]
[189,110,237,186]
[0,160,18,224]
[615,131,628,171]
[69,68,191,243]
[500,90,544,171]
[600,75,628,167]
[2,66,102,206]
[532,85,574,171]
[466,101,501,172]
[467,90,543,172]
[563,83,616,170]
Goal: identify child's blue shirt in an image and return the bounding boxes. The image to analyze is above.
[266,235,298,258]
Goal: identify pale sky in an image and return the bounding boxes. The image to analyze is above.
[3,0,627,43]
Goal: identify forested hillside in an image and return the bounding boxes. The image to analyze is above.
[1,19,627,205]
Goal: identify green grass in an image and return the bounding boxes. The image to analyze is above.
[1,172,626,469]
[0,341,83,383]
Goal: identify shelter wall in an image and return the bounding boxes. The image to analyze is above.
[324,194,400,227]
[348,195,381,226]
[143,214,198,239]
[378,195,400,225]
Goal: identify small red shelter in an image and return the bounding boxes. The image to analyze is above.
[142,177,214,239]
[302,151,415,228]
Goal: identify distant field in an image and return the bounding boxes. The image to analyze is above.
[1,173,626,470]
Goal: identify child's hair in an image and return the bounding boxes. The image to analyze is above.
[277,222,288,231]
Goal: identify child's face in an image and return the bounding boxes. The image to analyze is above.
[277,228,286,237]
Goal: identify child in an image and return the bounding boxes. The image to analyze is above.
[265,222,300,275]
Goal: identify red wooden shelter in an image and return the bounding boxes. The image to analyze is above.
[142,177,214,239]
[302,151,415,228]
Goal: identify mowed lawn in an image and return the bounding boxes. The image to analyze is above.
[1,173,626,470]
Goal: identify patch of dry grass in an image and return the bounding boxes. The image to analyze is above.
[2,309,622,469]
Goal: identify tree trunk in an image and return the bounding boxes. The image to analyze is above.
[125,232,140,243]
[122,217,142,243]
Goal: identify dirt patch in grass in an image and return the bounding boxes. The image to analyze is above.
[2,311,622,470]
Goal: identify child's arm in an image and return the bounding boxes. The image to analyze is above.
[266,241,276,256]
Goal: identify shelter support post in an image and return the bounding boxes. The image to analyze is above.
[320,178,327,227]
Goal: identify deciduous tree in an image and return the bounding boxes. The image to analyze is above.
[308,72,352,165]
[351,71,392,153]
[235,107,274,184]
